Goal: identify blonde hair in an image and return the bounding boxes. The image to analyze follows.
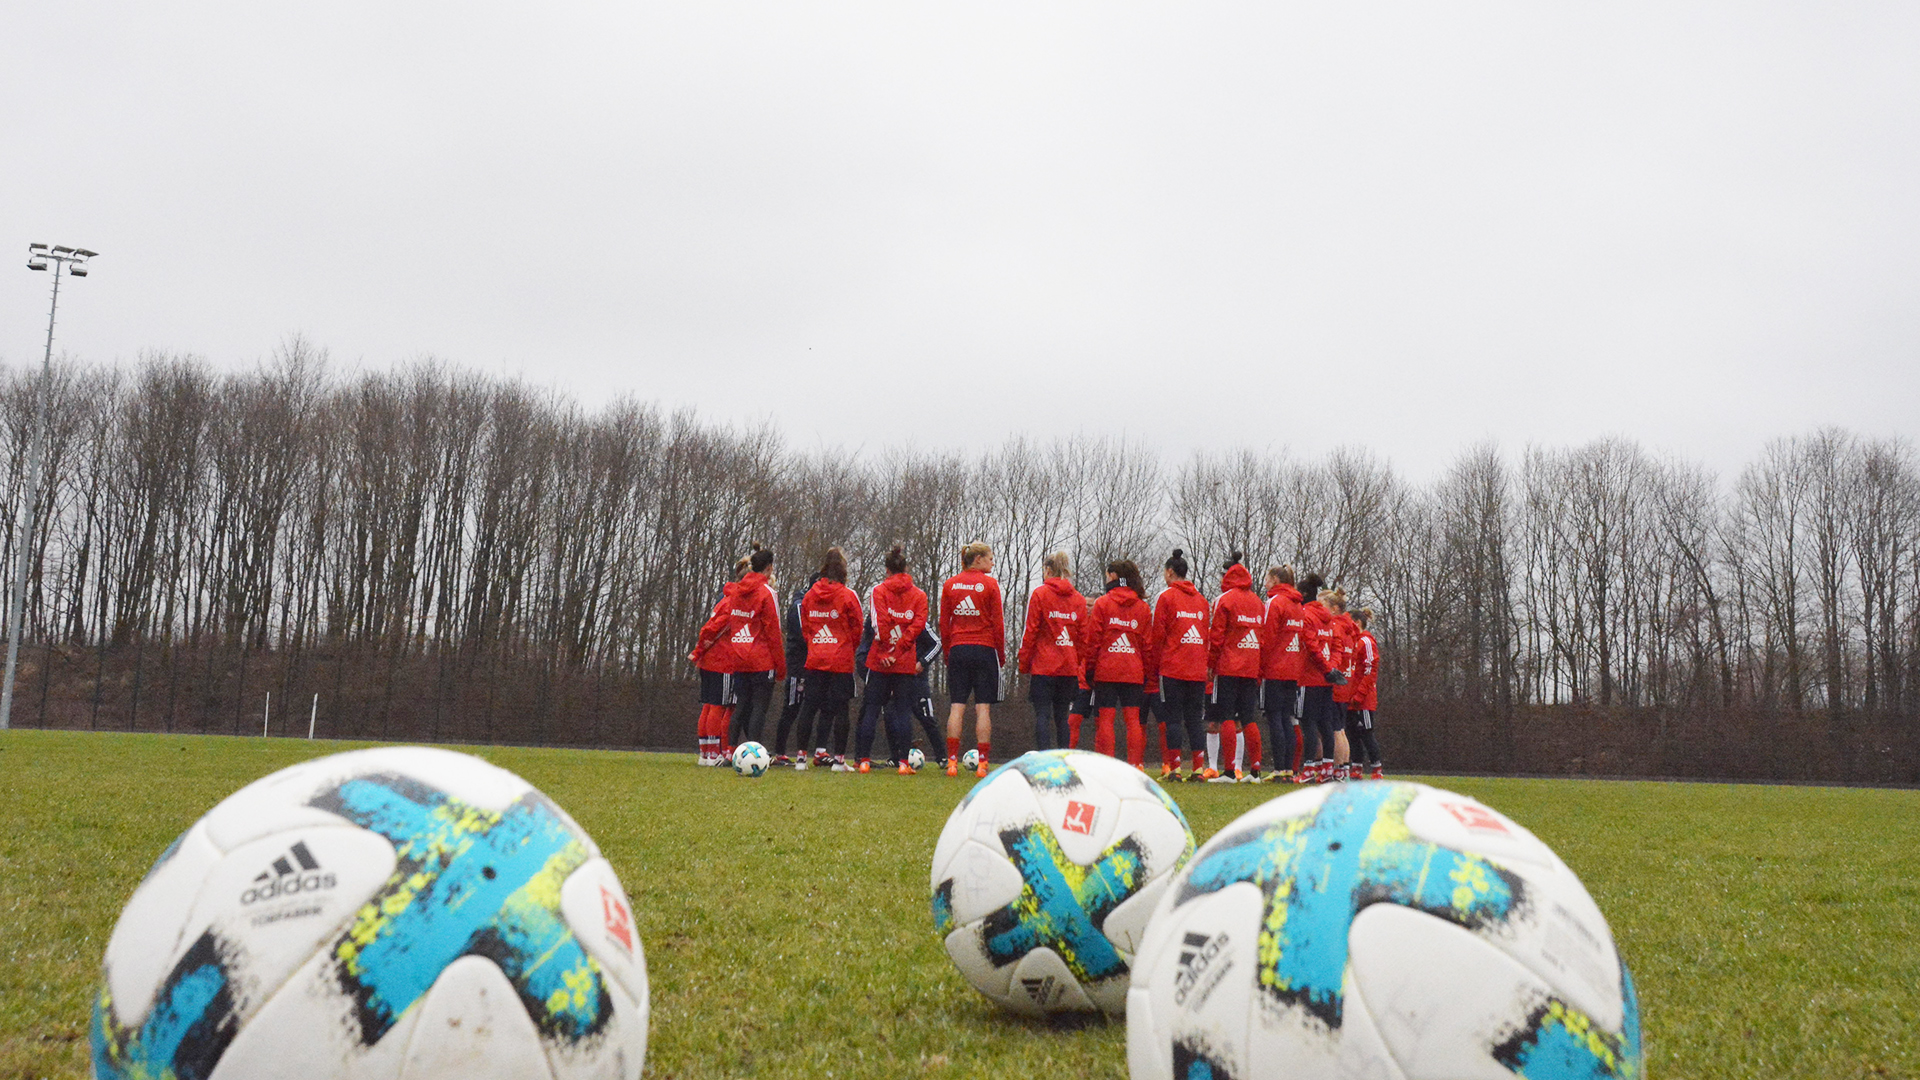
[1354,607,1373,628]
[961,541,992,568]
[1324,588,1347,613]
[1043,551,1070,578]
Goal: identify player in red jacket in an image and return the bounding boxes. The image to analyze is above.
[1084,559,1156,767]
[1206,553,1265,782]
[1325,589,1360,780]
[1151,548,1210,780]
[791,547,863,770]
[939,542,1005,777]
[687,555,749,764]
[1260,564,1340,782]
[692,545,787,756]
[1347,607,1383,779]
[855,544,930,774]
[1017,551,1088,751]
[1294,576,1351,782]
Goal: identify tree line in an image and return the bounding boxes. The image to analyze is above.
[3,345,1915,778]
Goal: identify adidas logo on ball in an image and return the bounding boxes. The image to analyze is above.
[1018,975,1064,1008]
[1173,930,1231,1009]
[239,840,338,905]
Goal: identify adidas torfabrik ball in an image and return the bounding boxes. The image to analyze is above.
[92,747,648,1080]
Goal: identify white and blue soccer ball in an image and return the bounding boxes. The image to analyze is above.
[930,749,1195,1017]
[1126,781,1642,1080]
[907,748,927,771]
[961,748,981,771]
[731,742,771,777]
[92,747,648,1079]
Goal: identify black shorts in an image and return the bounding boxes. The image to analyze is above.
[1071,685,1093,716]
[699,669,735,707]
[1157,677,1205,725]
[1028,673,1080,708]
[1094,681,1145,709]
[1209,674,1260,724]
[802,670,855,707]
[946,644,1002,705]
[1261,679,1299,721]
[1347,708,1374,731]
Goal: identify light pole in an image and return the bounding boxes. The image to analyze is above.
[1,243,95,731]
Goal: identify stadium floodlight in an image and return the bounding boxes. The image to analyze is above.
[1,242,98,731]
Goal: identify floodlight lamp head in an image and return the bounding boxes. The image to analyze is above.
[27,258,48,271]
[74,249,98,258]
[68,265,87,277]
[28,243,48,253]
[51,245,73,255]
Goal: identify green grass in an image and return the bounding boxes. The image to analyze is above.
[2,730,1916,1079]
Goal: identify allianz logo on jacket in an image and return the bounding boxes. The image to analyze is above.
[950,581,986,592]
[806,609,843,619]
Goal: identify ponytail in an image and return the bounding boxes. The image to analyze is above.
[748,543,774,574]
[1108,559,1145,596]
[1043,551,1071,579]
[1299,571,1325,602]
[884,543,908,575]
[1224,550,1244,572]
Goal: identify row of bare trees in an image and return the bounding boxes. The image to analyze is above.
[3,348,1915,776]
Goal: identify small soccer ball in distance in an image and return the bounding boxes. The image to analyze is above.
[907,748,927,771]
[732,742,770,777]
[930,749,1195,1017]
[1126,781,1642,1080]
[961,748,981,771]
[93,746,648,1080]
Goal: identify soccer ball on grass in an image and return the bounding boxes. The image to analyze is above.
[1125,780,1641,1079]
[92,746,648,1079]
[930,749,1194,1017]
[731,742,770,777]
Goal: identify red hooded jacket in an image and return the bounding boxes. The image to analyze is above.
[939,569,1005,662]
[692,571,786,679]
[1017,577,1089,678]
[1261,583,1335,683]
[1353,630,1379,711]
[1207,565,1265,679]
[864,573,929,674]
[1152,579,1210,686]
[799,578,863,673]
[1331,611,1362,703]
[1297,599,1337,689]
[1086,585,1155,686]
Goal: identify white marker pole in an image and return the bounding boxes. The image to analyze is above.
[309,694,318,739]
[263,691,270,737]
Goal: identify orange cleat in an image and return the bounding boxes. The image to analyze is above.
[975,759,990,778]
[946,757,959,777]
[857,759,871,774]
[898,761,916,775]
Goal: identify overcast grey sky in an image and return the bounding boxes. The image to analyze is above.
[5,2,1916,479]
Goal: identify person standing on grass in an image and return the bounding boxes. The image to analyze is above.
[772,571,815,765]
[855,544,929,774]
[1348,607,1384,778]
[939,542,1005,778]
[692,545,786,755]
[1327,589,1363,779]
[1084,559,1156,768]
[855,603,943,767]
[1258,565,1306,782]
[1151,548,1210,781]
[791,547,862,771]
[1017,551,1089,751]
[688,555,750,765]
[1294,574,1349,783]
[1206,552,1265,782]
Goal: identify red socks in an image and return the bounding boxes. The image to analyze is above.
[947,737,961,765]
[1161,740,1178,773]
[1190,749,1206,773]
[1094,708,1116,757]
[1124,707,1145,768]
[1291,725,1304,773]
[1245,723,1263,774]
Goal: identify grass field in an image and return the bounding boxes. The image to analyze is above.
[2,730,1916,1079]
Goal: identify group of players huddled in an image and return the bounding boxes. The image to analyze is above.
[687,541,1383,783]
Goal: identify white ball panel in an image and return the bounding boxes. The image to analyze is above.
[1347,904,1554,1080]
[1125,985,1172,1080]
[938,839,1027,927]
[1004,947,1097,1016]
[105,820,223,1026]
[1335,973,1412,1080]
[1103,872,1172,960]
[542,974,645,1080]
[944,924,1015,1001]
[1128,881,1263,1080]
[208,947,423,1080]
[399,955,556,1080]
[557,858,649,1010]
[930,791,974,889]
[1401,787,1561,872]
[1110,797,1191,878]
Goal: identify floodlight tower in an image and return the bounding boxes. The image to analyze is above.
[1,243,96,730]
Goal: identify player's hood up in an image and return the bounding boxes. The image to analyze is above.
[1219,563,1253,592]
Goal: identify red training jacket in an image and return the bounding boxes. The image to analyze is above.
[1086,586,1155,686]
[1152,579,1210,687]
[692,571,786,679]
[939,568,1005,662]
[1297,599,1337,689]
[1331,611,1362,703]
[1207,564,1265,679]
[799,578,863,673]
[1017,577,1089,678]
[1353,630,1379,711]
[1261,583,1334,683]
[864,573,929,674]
